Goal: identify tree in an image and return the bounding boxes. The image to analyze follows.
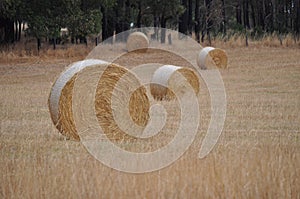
[188,0,193,35]
[195,0,201,42]
[221,0,227,34]
[100,0,116,42]
[243,0,250,29]
[1,0,299,48]
[295,0,300,35]
[205,0,212,45]
[179,0,188,35]
[148,0,183,43]
[24,0,49,51]
[0,0,25,43]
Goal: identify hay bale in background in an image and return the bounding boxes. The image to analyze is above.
[126,32,149,52]
[150,65,200,101]
[197,47,228,69]
[48,59,108,140]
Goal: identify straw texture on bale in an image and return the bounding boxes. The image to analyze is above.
[197,47,228,69]
[126,32,149,52]
[95,65,150,141]
[48,59,108,140]
[150,65,200,101]
[49,60,150,141]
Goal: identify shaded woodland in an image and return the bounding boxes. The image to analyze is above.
[0,0,299,49]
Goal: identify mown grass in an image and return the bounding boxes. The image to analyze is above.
[0,43,299,198]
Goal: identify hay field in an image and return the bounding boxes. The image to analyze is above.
[0,46,299,198]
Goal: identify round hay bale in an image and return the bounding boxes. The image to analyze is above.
[49,59,150,141]
[150,65,200,101]
[94,64,150,141]
[48,59,108,140]
[197,47,228,69]
[126,32,149,52]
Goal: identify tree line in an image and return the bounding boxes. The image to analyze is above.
[0,0,299,49]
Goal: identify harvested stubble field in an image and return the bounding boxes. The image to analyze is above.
[0,44,299,198]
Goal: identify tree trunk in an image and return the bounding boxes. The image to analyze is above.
[101,6,115,42]
[124,0,131,40]
[188,0,193,35]
[296,0,300,35]
[15,21,18,41]
[84,37,87,46]
[161,16,167,43]
[18,20,22,41]
[258,0,265,30]
[195,0,200,42]
[221,0,227,35]
[4,19,14,43]
[168,33,172,45]
[250,0,256,28]
[53,38,56,50]
[264,0,272,32]
[95,37,98,46]
[115,0,125,42]
[205,0,212,45]
[101,6,109,41]
[284,0,290,31]
[201,30,205,43]
[137,1,142,28]
[153,15,159,40]
[236,0,242,25]
[243,0,250,29]
[179,0,188,35]
[277,0,284,33]
[37,38,41,53]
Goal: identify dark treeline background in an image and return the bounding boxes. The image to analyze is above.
[0,0,299,49]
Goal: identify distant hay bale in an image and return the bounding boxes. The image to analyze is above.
[48,59,150,141]
[126,32,149,52]
[150,65,200,101]
[197,47,228,69]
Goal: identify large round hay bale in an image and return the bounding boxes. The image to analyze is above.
[94,64,150,141]
[197,47,228,69]
[150,65,200,101]
[126,32,149,52]
[48,59,150,141]
[48,59,108,140]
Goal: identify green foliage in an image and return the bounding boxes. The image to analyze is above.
[23,0,102,40]
[25,15,47,38]
[148,0,184,21]
[1,0,299,45]
[0,0,20,19]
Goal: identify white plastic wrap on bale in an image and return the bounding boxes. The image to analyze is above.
[126,32,149,52]
[197,47,215,70]
[197,47,228,69]
[150,65,200,100]
[48,59,108,125]
[49,60,151,141]
[151,65,181,87]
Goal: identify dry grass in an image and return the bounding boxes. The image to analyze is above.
[0,44,92,64]
[212,33,300,49]
[0,43,299,198]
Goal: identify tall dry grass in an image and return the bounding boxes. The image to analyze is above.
[0,43,92,64]
[1,34,299,64]
[0,44,299,198]
[211,33,300,49]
